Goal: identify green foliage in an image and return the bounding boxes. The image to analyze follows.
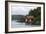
[28,7,41,25]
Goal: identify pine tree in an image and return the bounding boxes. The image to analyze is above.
[28,7,41,25]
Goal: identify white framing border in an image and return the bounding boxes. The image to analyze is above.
[8,2,44,32]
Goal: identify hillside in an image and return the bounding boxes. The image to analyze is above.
[12,15,25,20]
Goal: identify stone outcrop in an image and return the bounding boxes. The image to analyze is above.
[24,16,34,24]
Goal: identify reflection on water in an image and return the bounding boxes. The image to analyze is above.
[11,20,32,28]
[11,20,40,28]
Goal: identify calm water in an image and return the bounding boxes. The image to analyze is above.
[11,20,32,28]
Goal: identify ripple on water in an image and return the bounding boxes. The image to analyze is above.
[11,20,32,28]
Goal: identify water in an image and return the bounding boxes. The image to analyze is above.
[11,20,32,28]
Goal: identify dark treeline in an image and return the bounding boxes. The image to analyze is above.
[28,7,41,25]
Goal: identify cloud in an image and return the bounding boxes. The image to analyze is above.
[11,5,37,15]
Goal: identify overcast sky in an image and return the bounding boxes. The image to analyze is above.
[11,5,38,15]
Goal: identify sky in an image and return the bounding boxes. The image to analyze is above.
[11,4,38,15]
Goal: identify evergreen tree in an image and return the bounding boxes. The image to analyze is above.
[28,7,41,25]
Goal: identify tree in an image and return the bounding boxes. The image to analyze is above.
[28,7,41,25]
